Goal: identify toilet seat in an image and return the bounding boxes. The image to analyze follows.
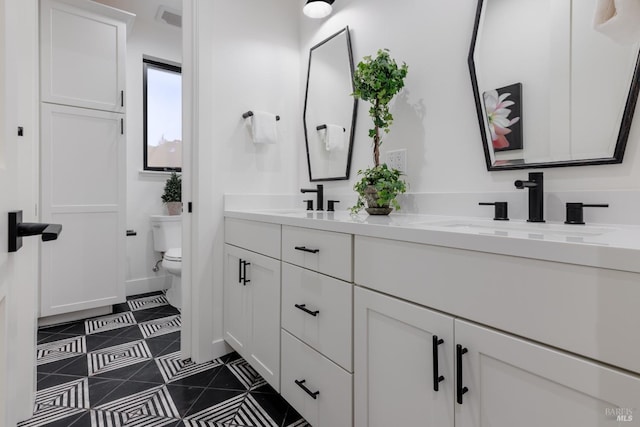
[164,247,181,262]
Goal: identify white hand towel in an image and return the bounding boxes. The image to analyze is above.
[250,111,278,144]
[322,124,346,151]
[594,0,640,44]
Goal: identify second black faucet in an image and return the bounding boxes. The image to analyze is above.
[514,172,545,222]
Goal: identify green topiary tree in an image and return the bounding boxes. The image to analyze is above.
[352,48,409,166]
[351,49,409,215]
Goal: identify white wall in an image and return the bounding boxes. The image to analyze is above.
[297,0,640,198]
[95,0,182,296]
[190,0,300,361]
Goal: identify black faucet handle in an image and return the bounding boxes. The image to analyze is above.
[479,202,509,221]
[303,200,314,211]
[327,200,340,212]
[565,203,609,225]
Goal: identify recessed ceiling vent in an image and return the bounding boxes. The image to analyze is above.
[156,5,182,28]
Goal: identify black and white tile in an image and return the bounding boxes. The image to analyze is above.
[20,291,311,427]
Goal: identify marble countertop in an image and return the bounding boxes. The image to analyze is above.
[224,209,640,274]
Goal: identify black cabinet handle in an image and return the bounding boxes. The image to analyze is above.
[433,335,445,391]
[294,379,320,399]
[243,261,251,285]
[238,259,243,284]
[294,304,319,317]
[456,344,469,404]
[295,246,320,254]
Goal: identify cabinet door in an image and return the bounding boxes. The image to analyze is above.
[354,287,455,427]
[223,244,250,359]
[246,249,281,392]
[455,320,640,427]
[40,104,125,316]
[223,244,281,392]
[40,0,126,112]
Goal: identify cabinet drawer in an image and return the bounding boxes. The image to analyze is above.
[281,330,352,427]
[282,226,352,281]
[282,263,353,371]
[225,218,281,259]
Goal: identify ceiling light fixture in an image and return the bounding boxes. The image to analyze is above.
[303,0,335,19]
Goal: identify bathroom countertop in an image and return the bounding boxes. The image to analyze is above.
[224,209,640,274]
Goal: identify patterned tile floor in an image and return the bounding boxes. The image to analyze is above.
[20,292,310,427]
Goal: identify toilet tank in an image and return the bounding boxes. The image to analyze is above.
[150,215,182,252]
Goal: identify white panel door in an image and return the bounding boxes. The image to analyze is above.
[40,103,125,316]
[0,0,39,424]
[40,0,126,112]
[354,286,455,427]
[455,319,640,427]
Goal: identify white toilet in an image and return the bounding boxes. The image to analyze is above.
[150,215,182,309]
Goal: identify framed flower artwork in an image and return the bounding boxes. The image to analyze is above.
[483,83,523,152]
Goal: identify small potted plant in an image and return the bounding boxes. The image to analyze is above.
[161,172,182,215]
[350,49,409,215]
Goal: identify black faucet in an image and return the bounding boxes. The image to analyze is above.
[301,184,324,211]
[514,172,545,222]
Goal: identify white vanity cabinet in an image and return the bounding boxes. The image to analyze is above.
[280,225,353,427]
[224,219,281,391]
[354,235,640,427]
[40,0,129,113]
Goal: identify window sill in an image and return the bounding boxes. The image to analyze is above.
[138,170,181,178]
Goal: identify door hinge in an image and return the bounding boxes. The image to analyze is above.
[188,202,193,213]
[17,126,23,136]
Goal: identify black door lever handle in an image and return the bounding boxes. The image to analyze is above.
[9,210,63,252]
[17,222,62,241]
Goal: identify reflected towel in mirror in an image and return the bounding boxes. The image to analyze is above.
[248,111,278,144]
[593,0,640,44]
[321,124,345,151]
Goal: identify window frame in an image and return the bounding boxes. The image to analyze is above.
[143,57,182,172]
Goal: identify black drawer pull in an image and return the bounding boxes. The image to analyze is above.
[433,335,445,391]
[238,259,243,284]
[456,344,469,404]
[294,246,320,254]
[243,261,251,286]
[294,304,319,317]
[295,379,320,399]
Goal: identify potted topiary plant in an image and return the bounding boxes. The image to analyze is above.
[161,172,182,215]
[350,49,409,215]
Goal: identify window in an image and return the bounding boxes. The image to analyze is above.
[143,57,182,171]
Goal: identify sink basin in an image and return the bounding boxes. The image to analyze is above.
[412,218,617,240]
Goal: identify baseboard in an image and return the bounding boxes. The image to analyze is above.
[39,306,112,327]
[126,276,170,296]
[212,338,234,360]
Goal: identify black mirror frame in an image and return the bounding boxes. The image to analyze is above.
[468,0,640,171]
[303,26,358,181]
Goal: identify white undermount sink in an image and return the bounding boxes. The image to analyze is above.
[412,218,618,240]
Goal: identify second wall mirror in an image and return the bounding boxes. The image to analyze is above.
[469,0,640,171]
[304,26,357,181]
